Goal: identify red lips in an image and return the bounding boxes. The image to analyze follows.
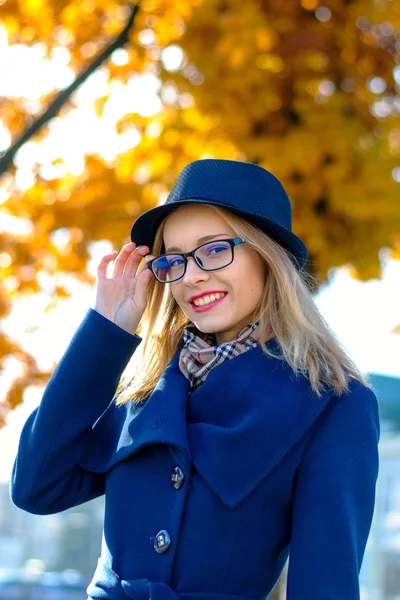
[188,290,228,303]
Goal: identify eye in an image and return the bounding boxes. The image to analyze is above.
[204,243,229,255]
[169,256,185,267]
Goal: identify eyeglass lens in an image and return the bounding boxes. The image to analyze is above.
[152,241,233,282]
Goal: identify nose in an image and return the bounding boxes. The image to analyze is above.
[182,255,209,284]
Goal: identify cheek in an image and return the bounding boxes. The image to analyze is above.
[254,261,268,287]
[171,286,184,305]
[237,259,265,288]
[246,269,266,297]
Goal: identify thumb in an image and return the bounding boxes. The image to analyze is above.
[133,269,153,308]
[137,267,153,287]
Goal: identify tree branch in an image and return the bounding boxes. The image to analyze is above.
[0,1,142,175]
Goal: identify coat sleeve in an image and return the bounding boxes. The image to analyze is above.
[286,380,380,600]
[10,308,142,515]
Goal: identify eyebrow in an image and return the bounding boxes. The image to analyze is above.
[165,233,231,253]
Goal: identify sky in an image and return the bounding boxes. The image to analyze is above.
[0,23,400,483]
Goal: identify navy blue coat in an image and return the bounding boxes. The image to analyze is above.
[10,309,380,599]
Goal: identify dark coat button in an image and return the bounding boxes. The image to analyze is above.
[170,465,185,490]
[154,529,171,554]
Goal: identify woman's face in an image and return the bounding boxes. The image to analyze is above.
[162,204,268,344]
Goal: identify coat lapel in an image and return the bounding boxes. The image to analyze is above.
[186,340,334,507]
[80,340,335,508]
[80,347,192,471]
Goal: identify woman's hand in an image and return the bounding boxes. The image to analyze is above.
[94,242,155,334]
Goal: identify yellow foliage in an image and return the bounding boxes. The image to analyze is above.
[0,0,399,421]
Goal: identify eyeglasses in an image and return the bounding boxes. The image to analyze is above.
[146,237,247,283]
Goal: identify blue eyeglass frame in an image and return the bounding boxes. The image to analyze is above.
[146,237,247,283]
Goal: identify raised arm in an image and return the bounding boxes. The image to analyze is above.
[10,241,154,515]
[10,308,142,515]
[287,381,380,599]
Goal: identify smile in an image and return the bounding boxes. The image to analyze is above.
[190,293,227,313]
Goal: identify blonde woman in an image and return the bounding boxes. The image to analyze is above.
[11,159,380,599]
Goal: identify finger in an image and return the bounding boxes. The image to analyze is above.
[136,256,155,282]
[113,242,138,276]
[124,246,150,277]
[97,251,118,279]
[134,253,155,279]
[134,263,155,303]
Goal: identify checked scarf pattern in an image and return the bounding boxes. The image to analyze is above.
[178,319,262,394]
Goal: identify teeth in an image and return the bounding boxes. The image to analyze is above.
[193,293,225,307]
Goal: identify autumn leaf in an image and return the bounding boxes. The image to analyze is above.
[0,0,399,422]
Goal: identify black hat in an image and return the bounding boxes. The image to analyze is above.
[130,158,307,269]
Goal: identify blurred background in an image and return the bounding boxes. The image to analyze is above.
[0,0,400,598]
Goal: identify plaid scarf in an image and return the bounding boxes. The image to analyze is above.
[179,319,262,394]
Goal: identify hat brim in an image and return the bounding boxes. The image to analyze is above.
[130,199,308,270]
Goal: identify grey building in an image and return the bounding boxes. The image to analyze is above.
[363,373,400,600]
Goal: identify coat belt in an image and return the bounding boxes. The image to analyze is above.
[87,561,180,600]
[87,561,258,600]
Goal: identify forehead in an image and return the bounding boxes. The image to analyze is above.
[163,204,231,240]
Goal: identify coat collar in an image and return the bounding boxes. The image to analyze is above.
[81,340,334,508]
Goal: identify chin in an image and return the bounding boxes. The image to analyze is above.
[195,322,230,334]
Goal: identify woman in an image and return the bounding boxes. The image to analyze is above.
[11,159,380,599]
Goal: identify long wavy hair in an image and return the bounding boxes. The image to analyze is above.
[115,205,369,406]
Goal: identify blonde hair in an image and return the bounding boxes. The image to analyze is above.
[115,205,370,406]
